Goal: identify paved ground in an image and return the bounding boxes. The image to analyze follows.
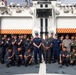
[0,62,76,75]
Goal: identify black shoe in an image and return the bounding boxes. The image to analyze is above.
[6,64,11,67]
[35,62,38,64]
[1,59,4,64]
[53,61,56,63]
[62,63,64,66]
[58,61,60,64]
[49,62,51,64]
[29,63,32,65]
[66,64,69,67]
[17,64,20,67]
[45,61,47,64]
[25,64,28,67]
[40,61,42,63]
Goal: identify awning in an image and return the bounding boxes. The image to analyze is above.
[56,28,76,33]
[0,29,32,34]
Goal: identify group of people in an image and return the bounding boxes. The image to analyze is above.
[0,33,76,67]
[0,34,33,67]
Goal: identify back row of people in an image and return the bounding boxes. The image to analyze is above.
[0,33,76,67]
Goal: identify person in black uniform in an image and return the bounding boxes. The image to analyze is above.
[42,35,51,64]
[5,47,13,67]
[59,46,70,66]
[15,46,23,67]
[33,33,42,64]
[24,48,33,67]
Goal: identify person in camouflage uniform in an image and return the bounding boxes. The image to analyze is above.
[70,47,76,65]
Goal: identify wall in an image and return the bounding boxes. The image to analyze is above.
[56,17,76,28]
[0,17,33,34]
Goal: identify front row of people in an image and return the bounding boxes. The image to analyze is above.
[4,46,76,67]
[5,47,33,67]
[60,47,76,67]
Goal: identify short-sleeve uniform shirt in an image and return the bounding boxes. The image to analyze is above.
[52,39,62,51]
[43,39,51,47]
[60,50,69,59]
[43,39,51,50]
[62,39,72,52]
[33,37,41,50]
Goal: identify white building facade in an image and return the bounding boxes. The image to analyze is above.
[0,0,76,38]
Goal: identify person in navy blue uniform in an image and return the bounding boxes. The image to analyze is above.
[33,33,42,64]
[42,35,51,64]
[59,46,70,66]
[5,47,13,67]
[5,37,12,53]
[12,35,18,54]
[0,37,5,63]
[11,35,18,63]
[0,35,7,63]
[24,48,33,67]
[10,34,14,42]
[3,35,7,58]
[17,35,23,48]
[17,35,24,55]
[51,34,62,63]
[15,46,23,67]
[10,34,14,50]
[30,35,34,52]
[40,35,45,61]
[24,37,31,52]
